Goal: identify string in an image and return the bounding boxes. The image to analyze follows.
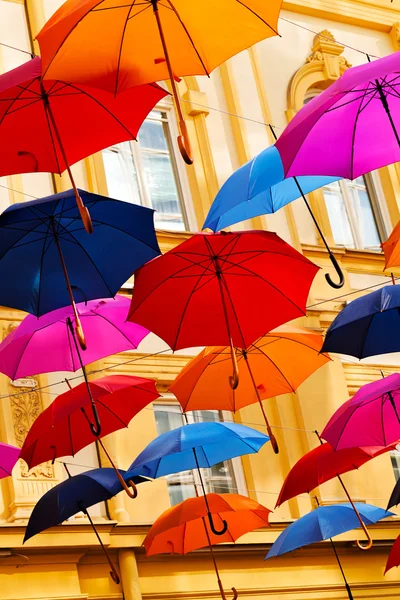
[307,276,399,308]
[0,41,35,57]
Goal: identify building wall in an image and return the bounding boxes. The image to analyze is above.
[1,0,400,599]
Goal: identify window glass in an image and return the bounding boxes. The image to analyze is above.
[323,181,355,248]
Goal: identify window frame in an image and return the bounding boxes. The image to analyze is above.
[102,99,196,232]
[153,397,248,504]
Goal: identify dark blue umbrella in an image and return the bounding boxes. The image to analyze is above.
[24,467,147,583]
[203,143,344,289]
[321,285,400,359]
[128,421,269,535]
[0,188,160,319]
[266,503,393,600]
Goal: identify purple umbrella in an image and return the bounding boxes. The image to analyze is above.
[321,373,400,450]
[276,51,400,179]
[0,295,148,380]
[0,442,20,478]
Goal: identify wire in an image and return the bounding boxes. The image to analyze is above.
[0,41,35,57]
[307,277,399,309]
[0,184,38,199]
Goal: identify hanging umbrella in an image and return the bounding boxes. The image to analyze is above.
[321,373,400,450]
[321,285,400,358]
[387,474,400,511]
[275,51,400,180]
[385,535,400,574]
[0,295,148,380]
[0,442,20,478]
[37,0,283,164]
[276,439,395,549]
[0,188,160,351]
[128,230,319,390]
[170,325,330,454]
[203,142,344,288]
[0,57,167,232]
[24,467,148,583]
[20,374,160,496]
[265,503,393,600]
[383,219,400,270]
[128,421,269,534]
[144,493,271,600]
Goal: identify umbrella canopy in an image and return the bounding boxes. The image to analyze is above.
[387,473,400,510]
[383,220,400,270]
[321,373,400,450]
[0,296,148,380]
[128,231,318,365]
[0,57,167,178]
[0,442,20,479]
[385,535,400,574]
[275,51,400,180]
[128,422,269,479]
[0,189,160,317]
[203,146,339,232]
[266,503,393,558]
[37,1,281,91]
[24,468,147,542]
[276,443,394,508]
[20,375,160,469]
[170,325,330,412]
[144,493,271,555]
[321,285,400,359]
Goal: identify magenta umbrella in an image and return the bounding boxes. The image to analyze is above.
[0,295,148,380]
[322,373,400,450]
[276,51,400,179]
[0,443,20,478]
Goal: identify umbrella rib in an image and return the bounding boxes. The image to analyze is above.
[127,4,151,20]
[62,82,137,139]
[164,0,210,76]
[89,312,138,348]
[114,0,139,96]
[358,314,376,359]
[236,0,279,35]
[254,345,297,392]
[2,98,43,115]
[324,88,375,113]
[92,397,131,428]
[358,89,380,114]
[219,273,247,348]
[0,79,38,128]
[42,96,63,175]
[37,218,55,317]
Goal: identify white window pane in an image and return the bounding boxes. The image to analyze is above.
[353,187,381,249]
[139,119,168,151]
[142,152,185,231]
[103,145,141,204]
[323,187,355,248]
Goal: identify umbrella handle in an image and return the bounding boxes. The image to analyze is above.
[89,402,102,437]
[177,120,194,165]
[325,252,345,289]
[208,511,228,536]
[97,438,138,499]
[75,315,87,352]
[356,527,373,551]
[228,339,239,390]
[217,581,238,600]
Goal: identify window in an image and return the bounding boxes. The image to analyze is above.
[153,404,246,506]
[391,448,400,481]
[103,109,188,231]
[322,177,383,250]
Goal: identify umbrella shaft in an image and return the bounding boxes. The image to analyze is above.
[376,80,400,147]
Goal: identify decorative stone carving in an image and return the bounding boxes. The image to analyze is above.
[390,22,400,51]
[305,31,351,80]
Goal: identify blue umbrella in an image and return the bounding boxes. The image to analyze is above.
[0,188,160,322]
[266,503,393,600]
[321,285,400,359]
[24,467,147,583]
[203,144,344,289]
[128,421,269,534]
[266,503,393,559]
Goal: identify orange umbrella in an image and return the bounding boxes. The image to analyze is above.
[37,0,283,164]
[144,493,271,600]
[170,325,330,454]
[383,219,400,273]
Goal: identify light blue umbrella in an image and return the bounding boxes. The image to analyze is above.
[128,421,269,535]
[203,145,344,289]
[265,502,393,600]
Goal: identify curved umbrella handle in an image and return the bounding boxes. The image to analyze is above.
[97,438,138,499]
[177,120,194,165]
[356,527,373,551]
[325,252,345,289]
[208,511,228,536]
[228,339,239,390]
[231,588,238,600]
[89,402,102,437]
[125,480,138,499]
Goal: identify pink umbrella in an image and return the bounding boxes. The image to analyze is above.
[321,373,400,450]
[276,51,400,179]
[0,295,148,380]
[0,442,20,478]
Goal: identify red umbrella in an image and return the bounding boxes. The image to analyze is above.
[276,439,395,550]
[20,374,159,496]
[128,230,318,391]
[385,535,400,574]
[0,57,167,232]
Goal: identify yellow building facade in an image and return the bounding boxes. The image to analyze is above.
[1,0,400,599]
